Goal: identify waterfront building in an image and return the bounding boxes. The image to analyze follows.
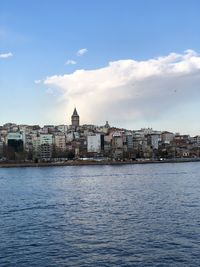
[7,132,24,152]
[0,141,3,157]
[147,133,161,149]
[112,132,124,159]
[7,132,23,143]
[39,134,53,159]
[24,134,33,152]
[112,132,123,149]
[40,143,52,159]
[32,134,53,159]
[32,135,40,157]
[126,132,134,149]
[54,133,66,151]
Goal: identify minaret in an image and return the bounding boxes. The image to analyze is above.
[71,107,80,127]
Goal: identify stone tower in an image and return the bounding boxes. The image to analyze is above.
[71,108,80,127]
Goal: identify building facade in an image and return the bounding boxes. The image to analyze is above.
[87,134,104,153]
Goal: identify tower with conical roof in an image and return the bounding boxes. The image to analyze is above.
[71,107,80,127]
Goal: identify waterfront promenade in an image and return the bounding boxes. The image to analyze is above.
[0,158,200,168]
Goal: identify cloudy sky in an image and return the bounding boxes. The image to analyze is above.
[1,0,200,135]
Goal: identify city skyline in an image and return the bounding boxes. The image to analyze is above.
[0,106,198,138]
[1,0,200,135]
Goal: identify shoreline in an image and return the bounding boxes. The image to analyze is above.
[0,158,200,168]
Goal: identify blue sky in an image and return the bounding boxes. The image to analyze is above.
[1,0,200,134]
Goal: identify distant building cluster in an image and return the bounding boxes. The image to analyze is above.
[0,108,200,162]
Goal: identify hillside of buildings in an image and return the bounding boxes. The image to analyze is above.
[1,109,200,163]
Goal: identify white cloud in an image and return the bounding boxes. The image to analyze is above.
[65,59,77,65]
[43,50,200,127]
[0,52,13,59]
[34,79,41,84]
[76,48,88,56]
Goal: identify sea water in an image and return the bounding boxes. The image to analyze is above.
[0,162,200,266]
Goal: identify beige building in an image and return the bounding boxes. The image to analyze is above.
[161,131,174,144]
[54,134,66,151]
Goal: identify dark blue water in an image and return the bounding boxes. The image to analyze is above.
[0,163,200,266]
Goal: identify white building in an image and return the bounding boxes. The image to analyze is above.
[87,134,104,153]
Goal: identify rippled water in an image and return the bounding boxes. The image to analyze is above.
[0,162,200,266]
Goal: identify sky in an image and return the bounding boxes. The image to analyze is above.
[1,0,200,135]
